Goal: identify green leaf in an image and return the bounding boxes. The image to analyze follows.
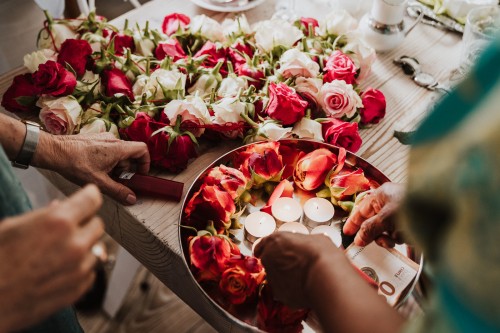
[14,95,37,107]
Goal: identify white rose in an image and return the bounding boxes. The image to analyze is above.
[79,118,120,138]
[191,15,224,42]
[222,15,252,38]
[38,23,78,51]
[319,80,363,118]
[254,19,304,52]
[212,97,247,124]
[318,10,358,37]
[23,49,57,73]
[163,96,211,137]
[217,76,248,98]
[343,32,377,82]
[292,118,323,141]
[81,32,108,52]
[294,77,323,105]
[134,31,155,57]
[188,73,220,96]
[277,49,320,79]
[38,95,82,135]
[248,120,292,143]
[77,71,101,96]
[133,69,187,100]
[81,103,102,124]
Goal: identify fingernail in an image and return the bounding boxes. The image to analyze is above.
[126,194,137,205]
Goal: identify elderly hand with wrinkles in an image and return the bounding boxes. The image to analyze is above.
[343,182,406,248]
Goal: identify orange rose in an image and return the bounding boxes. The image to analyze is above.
[184,184,236,233]
[189,235,240,282]
[219,256,265,305]
[204,165,249,200]
[234,142,284,186]
[293,148,338,191]
[328,167,371,203]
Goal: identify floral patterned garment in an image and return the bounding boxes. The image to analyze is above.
[401,37,500,333]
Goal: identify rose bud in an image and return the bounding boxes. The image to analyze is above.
[184,184,236,233]
[323,50,358,85]
[236,62,265,90]
[219,256,265,305]
[189,235,240,282]
[319,80,363,119]
[155,39,187,61]
[266,83,308,126]
[148,130,198,173]
[293,148,338,191]
[194,41,228,76]
[57,39,93,77]
[327,168,371,204]
[33,60,76,97]
[299,17,319,35]
[321,118,362,153]
[1,73,38,113]
[162,13,190,36]
[204,165,249,200]
[101,67,135,101]
[120,112,156,143]
[228,41,254,67]
[359,88,386,125]
[110,32,136,56]
[234,141,284,186]
[38,95,82,135]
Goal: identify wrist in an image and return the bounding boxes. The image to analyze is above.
[31,132,65,171]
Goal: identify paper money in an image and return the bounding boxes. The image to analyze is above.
[345,242,420,306]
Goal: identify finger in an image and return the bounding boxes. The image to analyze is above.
[375,235,396,248]
[254,235,273,258]
[57,184,102,226]
[344,196,374,235]
[98,173,137,205]
[121,142,150,175]
[74,216,105,252]
[354,203,397,246]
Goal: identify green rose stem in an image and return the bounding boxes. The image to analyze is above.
[43,10,54,26]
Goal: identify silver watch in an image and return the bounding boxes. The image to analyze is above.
[12,120,41,169]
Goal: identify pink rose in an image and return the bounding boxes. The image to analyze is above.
[359,88,386,125]
[266,83,308,126]
[323,50,357,85]
[33,60,76,97]
[321,118,362,153]
[38,96,82,135]
[319,80,362,119]
[155,39,187,61]
[57,39,93,77]
[228,42,254,67]
[162,13,190,36]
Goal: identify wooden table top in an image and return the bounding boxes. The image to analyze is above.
[0,0,462,331]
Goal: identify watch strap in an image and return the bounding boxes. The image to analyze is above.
[12,121,40,169]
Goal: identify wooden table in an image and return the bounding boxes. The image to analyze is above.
[0,0,462,331]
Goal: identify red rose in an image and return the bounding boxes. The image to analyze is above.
[162,13,190,36]
[236,62,265,90]
[121,112,156,143]
[57,39,93,77]
[219,256,265,305]
[266,83,308,126]
[359,88,386,125]
[299,17,319,35]
[257,284,309,333]
[228,42,254,67]
[194,41,228,76]
[110,32,135,56]
[234,141,284,186]
[148,130,197,173]
[1,74,37,113]
[184,184,236,233]
[328,167,371,202]
[189,235,240,282]
[321,118,362,153]
[101,67,134,101]
[204,165,249,200]
[323,50,357,85]
[293,148,338,191]
[261,179,294,214]
[155,39,187,61]
[33,60,76,97]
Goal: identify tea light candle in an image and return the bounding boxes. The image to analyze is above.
[303,197,335,228]
[251,237,263,255]
[271,197,303,226]
[311,225,342,247]
[244,211,276,243]
[278,222,309,235]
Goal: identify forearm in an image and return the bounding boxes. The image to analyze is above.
[0,113,27,160]
[306,253,405,333]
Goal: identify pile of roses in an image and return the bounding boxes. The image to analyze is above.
[1,10,386,173]
[183,140,378,332]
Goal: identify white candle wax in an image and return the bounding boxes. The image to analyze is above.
[278,222,309,235]
[271,197,303,225]
[303,197,335,227]
[244,211,276,243]
[311,225,342,247]
[251,237,263,255]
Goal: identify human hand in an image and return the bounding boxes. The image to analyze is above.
[254,232,346,308]
[33,132,150,205]
[344,182,405,248]
[0,185,104,332]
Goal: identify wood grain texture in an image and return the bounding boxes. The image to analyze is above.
[0,1,462,331]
